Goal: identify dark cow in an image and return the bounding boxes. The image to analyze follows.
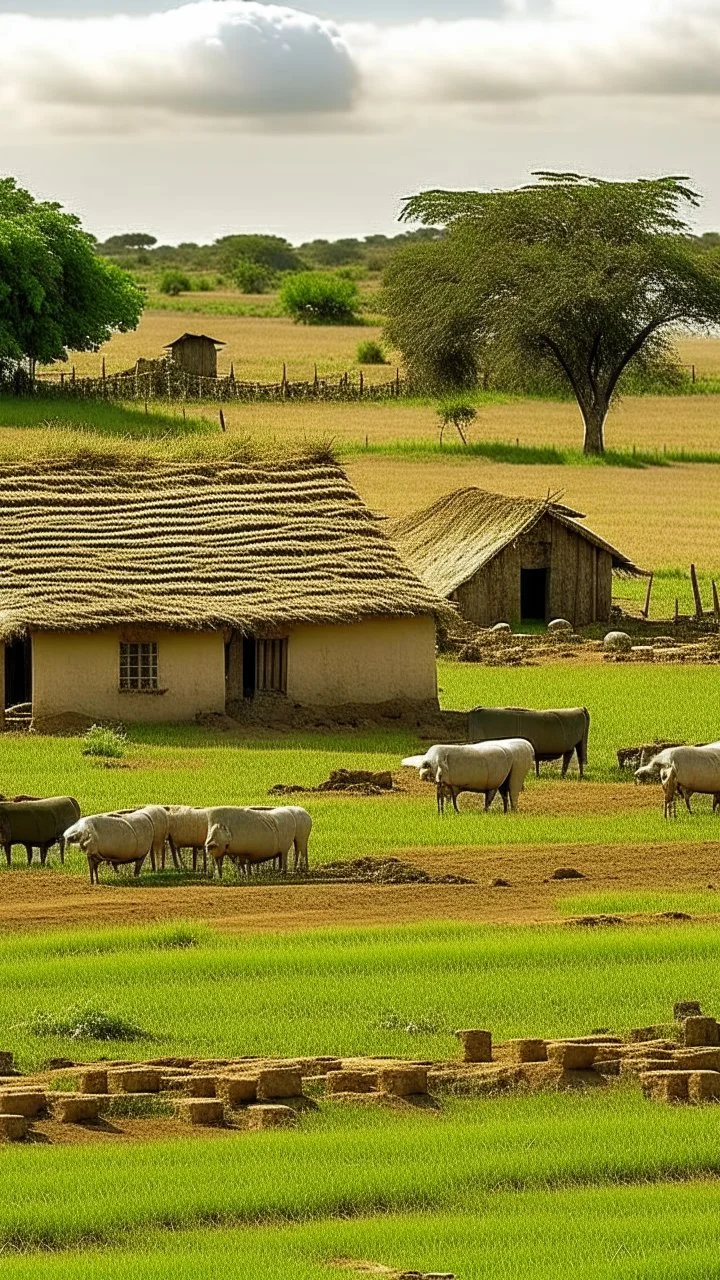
[468,706,590,778]
[0,796,81,866]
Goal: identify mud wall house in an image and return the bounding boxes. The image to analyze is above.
[164,333,225,378]
[0,454,445,731]
[390,487,646,629]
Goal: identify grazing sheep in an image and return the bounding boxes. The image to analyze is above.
[659,747,720,818]
[635,743,720,814]
[64,814,153,884]
[249,805,312,872]
[110,807,169,872]
[204,805,308,879]
[402,739,535,815]
[164,806,210,872]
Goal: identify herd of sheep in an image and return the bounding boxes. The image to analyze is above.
[1,704,719,885]
[0,801,312,884]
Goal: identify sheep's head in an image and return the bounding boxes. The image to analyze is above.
[205,823,231,857]
[634,764,658,785]
[418,762,433,782]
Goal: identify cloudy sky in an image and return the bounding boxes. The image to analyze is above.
[1,0,719,243]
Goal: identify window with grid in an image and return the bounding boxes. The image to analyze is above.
[256,638,288,695]
[119,642,159,691]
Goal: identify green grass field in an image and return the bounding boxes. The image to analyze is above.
[2,1184,720,1280]
[3,1092,720,1275]
[4,918,720,1069]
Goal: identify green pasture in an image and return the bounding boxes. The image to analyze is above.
[0,396,211,439]
[3,919,720,1068]
[1,661,719,875]
[4,1182,720,1280]
[1,1092,720,1255]
[3,1186,720,1280]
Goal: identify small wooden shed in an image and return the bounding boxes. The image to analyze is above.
[391,487,646,629]
[164,333,225,378]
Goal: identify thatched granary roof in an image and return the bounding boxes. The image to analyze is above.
[390,487,646,598]
[0,454,447,640]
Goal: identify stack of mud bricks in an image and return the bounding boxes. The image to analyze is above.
[324,1063,430,1103]
[640,1010,720,1105]
[0,1078,46,1141]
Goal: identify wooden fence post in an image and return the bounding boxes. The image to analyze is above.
[219,409,226,433]
[712,580,720,622]
[641,573,654,619]
[674,596,679,624]
[395,367,400,396]
[690,563,703,620]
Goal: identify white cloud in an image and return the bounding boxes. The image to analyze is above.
[0,2,357,126]
[347,0,720,107]
[0,0,718,134]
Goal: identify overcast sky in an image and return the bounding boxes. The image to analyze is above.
[1,0,719,243]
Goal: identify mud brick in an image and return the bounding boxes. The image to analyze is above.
[454,1030,492,1063]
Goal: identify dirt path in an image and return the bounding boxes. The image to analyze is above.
[1,839,719,934]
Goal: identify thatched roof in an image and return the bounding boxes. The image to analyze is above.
[0,454,447,640]
[390,487,646,597]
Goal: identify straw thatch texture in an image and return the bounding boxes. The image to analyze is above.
[390,487,645,598]
[0,455,446,640]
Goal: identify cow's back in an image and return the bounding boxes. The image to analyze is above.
[470,706,586,753]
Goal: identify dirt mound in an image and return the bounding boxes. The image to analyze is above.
[309,857,473,885]
[270,769,395,798]
[29,712,96,737]
[566,915,625,927]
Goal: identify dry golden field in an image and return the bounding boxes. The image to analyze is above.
[188,392,720,453]
[676,335,720,377]
[346,456,720,575]
[53,311,388,383]
[51,310,719,386]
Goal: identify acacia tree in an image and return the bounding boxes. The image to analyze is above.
[394,174,720,454]
[0,178,143,372]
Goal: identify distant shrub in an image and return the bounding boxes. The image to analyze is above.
[82,724,127,759]
[28,1004,151,1042]
[280,272,361,325]
[437,399,477,446]
[192,277,214,293]
[159,269,191,296]
[357,340,387,365]
[234,256,275,294]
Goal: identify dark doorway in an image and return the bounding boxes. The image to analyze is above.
[4,636,32,708]
[520,568,548,623]
[242,636,256,699]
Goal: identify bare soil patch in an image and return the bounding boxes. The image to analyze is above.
[2,837,720,934]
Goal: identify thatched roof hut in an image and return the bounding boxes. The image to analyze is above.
[390,487,645,629]
[0,453,444,726]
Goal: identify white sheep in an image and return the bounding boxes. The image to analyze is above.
[64,814,153,884]
[402,739,535,815]
[164,806,210,872]
[659,747,720,818]
[204,805,310,879]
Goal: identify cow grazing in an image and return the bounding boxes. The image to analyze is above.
[0,796,80,867]
[468,706,589,778]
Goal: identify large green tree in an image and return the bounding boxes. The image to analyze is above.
[389,173,720,454]
[0,178,143,371]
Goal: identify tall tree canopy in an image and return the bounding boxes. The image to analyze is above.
[0,178,143,369]
[388,173,720,454]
